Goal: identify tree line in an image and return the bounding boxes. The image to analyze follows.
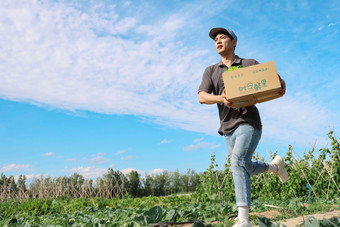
[0,168,201,200]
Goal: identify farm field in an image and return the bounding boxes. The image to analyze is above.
[0,195,339,226]
[0,131,339,226]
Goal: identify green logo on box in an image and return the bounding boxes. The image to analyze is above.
[238,79,267,92]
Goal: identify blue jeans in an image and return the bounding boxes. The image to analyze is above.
[224,124,268,207]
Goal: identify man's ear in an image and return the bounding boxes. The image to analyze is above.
[232,40,237,48]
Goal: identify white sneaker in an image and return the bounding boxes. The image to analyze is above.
[270,155,288,183]
[232,218,252,227]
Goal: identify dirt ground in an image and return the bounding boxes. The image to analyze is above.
[253,209,340,227]
[164,209,340,227]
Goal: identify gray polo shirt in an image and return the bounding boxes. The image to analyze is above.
[198,55,262,135]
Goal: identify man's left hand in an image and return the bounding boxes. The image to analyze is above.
[278,75,286,96]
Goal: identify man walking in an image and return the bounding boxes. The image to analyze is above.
[198,27,288,227]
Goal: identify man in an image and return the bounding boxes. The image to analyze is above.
[198,27,288,227]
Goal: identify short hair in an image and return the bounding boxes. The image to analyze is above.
[215,32,234,41]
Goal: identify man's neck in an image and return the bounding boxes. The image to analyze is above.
[220,52,236,68]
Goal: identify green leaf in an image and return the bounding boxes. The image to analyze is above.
[205,217,215,224]
[225,65,244,72]
[305,216,319,227]
[145,206,163,224]
[166,209,176,221]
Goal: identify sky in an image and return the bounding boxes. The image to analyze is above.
[0,0,339,180]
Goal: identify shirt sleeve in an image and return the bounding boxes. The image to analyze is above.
[198,67,213,94]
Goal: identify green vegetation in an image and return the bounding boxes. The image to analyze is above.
[0,130,339,226]
[0,195,338,226]
[0,196,235,226]
[194,130,340,204]
[225,65,244,72]
[222,65,244,82]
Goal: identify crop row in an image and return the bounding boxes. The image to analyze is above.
[0,195,339,226]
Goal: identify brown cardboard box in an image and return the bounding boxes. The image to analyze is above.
[222,61,283,108]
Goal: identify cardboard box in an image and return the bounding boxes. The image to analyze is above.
[222,61,283,108]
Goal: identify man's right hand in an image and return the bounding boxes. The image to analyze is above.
[221,89,233,106]
[198,90,233,106]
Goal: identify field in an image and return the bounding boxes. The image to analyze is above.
[0,131,339,226]
[0,195,339,226]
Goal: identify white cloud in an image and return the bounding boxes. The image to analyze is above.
[0,0,216,135]
[25,174,34,180]
[93,153,105,156]
[121,168,137,175]
[24,174,35,180]
[43,152,54,156]
[115,168,166,180]
[123,2,131,7]
[194,137,204,143]
[116,150,126,155]
[183,142,210,151]
[70,166,107,178]
[120,168,166,178]
[90,156,110,164]
[14,174,35,181]
[121,155,133,160]
[121,168,145,176]
[160,139,169,144]
[209,144,221,149]
[184,140,221,151]
[1,164,32,172]
[147,168,164,175]
[88,153,110,164]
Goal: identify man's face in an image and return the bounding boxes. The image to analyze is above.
[214,33,237,54]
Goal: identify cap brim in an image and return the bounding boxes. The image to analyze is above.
[209,28,229,40]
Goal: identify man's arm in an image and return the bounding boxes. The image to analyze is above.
[198,90,232,106]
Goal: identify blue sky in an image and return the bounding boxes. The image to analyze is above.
[0,0,339,180]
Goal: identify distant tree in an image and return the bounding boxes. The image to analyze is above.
[154,173,166,196]
[162,171,171,195]
[128,171,141,198]
[143,175,153,196]
[0,174,16,194]
[180,170,190,193]
[28,176,41,194]
[101,168,127,198]
[172,169,181,194]
[17,175,27,191]
[7,176,18,193]
[179,168,202,193]
[69,173,85,191]
[0,173,7,188]
[189,169,201,192]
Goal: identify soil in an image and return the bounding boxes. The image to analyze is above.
[253,209,340,227]
[162,209,340,227]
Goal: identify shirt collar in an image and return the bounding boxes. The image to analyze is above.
[218,55,242,67]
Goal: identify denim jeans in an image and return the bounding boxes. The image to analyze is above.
[224,124,268,207]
